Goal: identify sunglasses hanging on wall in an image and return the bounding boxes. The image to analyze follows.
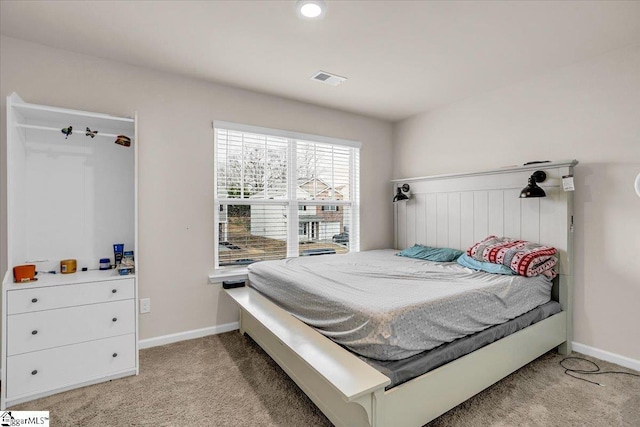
[16,122,131,148]
[55,124,130,148]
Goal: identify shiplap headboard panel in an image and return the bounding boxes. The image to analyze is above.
[393,161,578,276]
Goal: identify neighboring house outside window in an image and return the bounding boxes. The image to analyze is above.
[214,122,360,268]
[321,205,338,211]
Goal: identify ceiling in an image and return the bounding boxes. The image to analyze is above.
[1,1,639,121]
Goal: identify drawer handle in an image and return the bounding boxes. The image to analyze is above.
[31,370,38,375]
[112,317,118,322]
[112,289,117,294]
[112,353,118,358]
[31,330,38,335]
[31,298,38,303]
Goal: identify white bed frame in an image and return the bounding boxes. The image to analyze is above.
[226,160,578,427]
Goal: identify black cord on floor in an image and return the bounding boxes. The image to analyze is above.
[560,356,640,386]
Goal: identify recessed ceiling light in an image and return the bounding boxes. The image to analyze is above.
[297,0,326,20]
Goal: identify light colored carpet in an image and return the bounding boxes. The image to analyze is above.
[10,332,640,426]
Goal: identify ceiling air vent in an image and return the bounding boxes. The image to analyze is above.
[311,71,347,86]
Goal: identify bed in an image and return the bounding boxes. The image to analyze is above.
[248,250,557,361]
[225,160,577,427]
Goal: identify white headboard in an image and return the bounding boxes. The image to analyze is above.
[392,160,578,351]
[393,160,577,276]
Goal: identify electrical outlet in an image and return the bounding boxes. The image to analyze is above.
[140,298,151,314]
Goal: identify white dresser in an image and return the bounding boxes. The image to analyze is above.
[1,271,139,409]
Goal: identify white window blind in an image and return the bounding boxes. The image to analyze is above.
[215,123,360,268]
[217,130,288,200]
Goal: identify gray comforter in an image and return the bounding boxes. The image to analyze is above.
[248,250,553,361]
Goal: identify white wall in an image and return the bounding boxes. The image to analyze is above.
[393,46,640,361]
[0,36,394,340]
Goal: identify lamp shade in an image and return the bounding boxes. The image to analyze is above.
[520,171,547,198]
[393,184,410,203]
[393,187,409,202]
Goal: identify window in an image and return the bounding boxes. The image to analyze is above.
[214,121,360,268]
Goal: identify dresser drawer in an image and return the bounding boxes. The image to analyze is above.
[7,278,134,315]
[6,333,136,399]
[7,300,135,356]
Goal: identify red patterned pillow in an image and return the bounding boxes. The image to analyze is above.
[467,235,557,278]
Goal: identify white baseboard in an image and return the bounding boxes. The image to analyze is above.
[138,321,239,350]
[572,341,640,372]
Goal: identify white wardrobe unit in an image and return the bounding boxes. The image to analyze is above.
[2,93,139,409]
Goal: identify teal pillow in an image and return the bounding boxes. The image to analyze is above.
[456,254,515,275]
[396,244,464,262]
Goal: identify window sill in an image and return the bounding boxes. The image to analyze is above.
[208,267,249,284]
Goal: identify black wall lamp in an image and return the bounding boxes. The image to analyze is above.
[520,171,547,198]
[393,184,410,202]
